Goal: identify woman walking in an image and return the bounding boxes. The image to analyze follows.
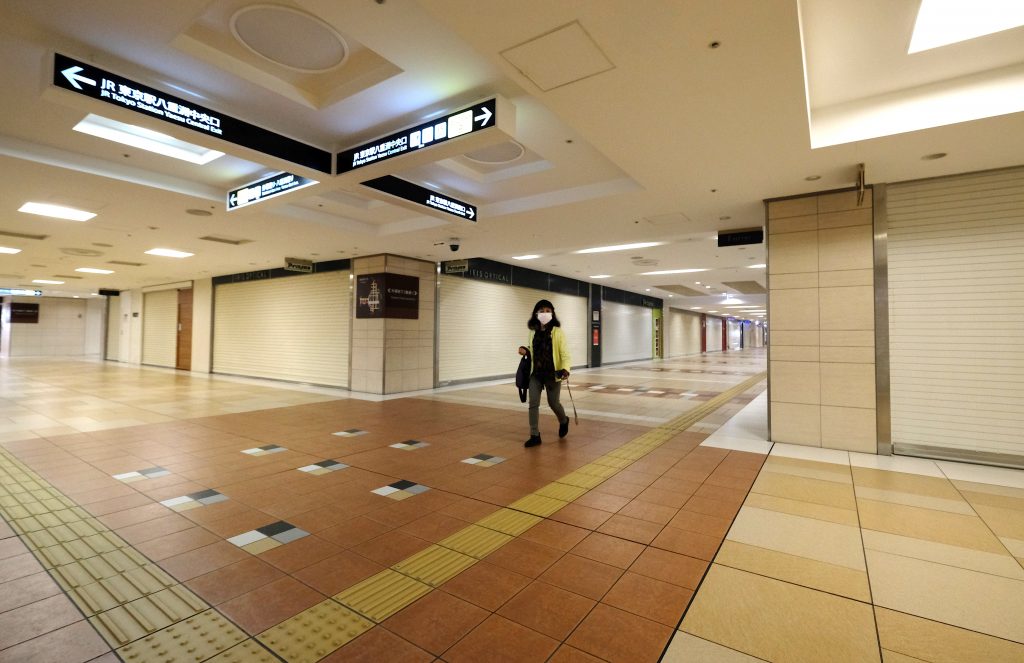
[518,299,571,447]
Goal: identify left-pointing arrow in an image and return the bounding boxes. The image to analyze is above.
[62,65,96,90]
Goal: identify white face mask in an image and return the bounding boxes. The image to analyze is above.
[537,312,552,325]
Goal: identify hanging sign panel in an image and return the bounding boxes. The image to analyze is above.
[52,53,332,173]
[227,172,318,210]
[337,99,497,174]
[361,175,477,221]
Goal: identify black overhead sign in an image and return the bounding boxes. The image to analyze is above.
[362,175,477,221]
[52,53,332,173]
[227,172,318,210]
[337,98,498,174]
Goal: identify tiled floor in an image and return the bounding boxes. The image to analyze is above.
[1,349,1021,662]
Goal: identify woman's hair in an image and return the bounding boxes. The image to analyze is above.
[527,298,561,329]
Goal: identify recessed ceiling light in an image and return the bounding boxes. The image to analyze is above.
[908,0,1024,54]
[512,254,541,260]
[74,114,224,165]
[0,246,21,254]
[589,274,612,279]
[33,279,64,284]
[639,268,708,275]
[718,215,731,221]
[645,288,651,292]
[75,267,115,274]
[575,242,663,254]
[704,285,711,289]
[805,175,821,181]
[707,310,718,313]
[145,248,194,258]
[747,264,766,269]
[922,152,948,160]
[18,202,96,222]
[695,281,702,285]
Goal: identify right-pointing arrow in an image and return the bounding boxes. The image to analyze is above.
[61,65,96,91]
[474,106,492,126]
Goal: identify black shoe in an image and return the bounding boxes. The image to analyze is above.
[558,418,570,439]
[524,435,542,448]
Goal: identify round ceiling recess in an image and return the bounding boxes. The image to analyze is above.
[231,5,348,73]
[463,140,525,164]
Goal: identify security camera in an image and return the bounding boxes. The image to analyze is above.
[449,238,460,252]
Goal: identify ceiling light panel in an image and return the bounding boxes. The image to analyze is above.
[909,0,1024,53]
[0,247,21,254]
[575,242,663,254]
[74,114,224,165]
[145,248,194,258]
[18,202,96,222]
[33,279,64,284]
[512,254,541,260]
[75,267,115,274]
[639,268,708,275]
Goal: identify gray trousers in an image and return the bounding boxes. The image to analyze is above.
[528,375,567,436]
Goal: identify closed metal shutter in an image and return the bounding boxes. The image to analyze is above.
[438,275,587,383]
[888,167,1024,463]
[142,290,178,367]
[213,271,350,387]
[706,317,724,352]
[666,307,701,357]
[602,300,653,364]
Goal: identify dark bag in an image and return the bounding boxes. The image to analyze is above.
[515,349,531,403]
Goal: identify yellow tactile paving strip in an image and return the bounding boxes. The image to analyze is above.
[0,371,765,663]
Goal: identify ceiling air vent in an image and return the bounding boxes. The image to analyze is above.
[200,235,252,245]
[61,248,104,256]
[108,260,145,266]
[0,229,48,241]
[53,274,84,279]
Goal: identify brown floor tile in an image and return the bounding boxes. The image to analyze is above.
[549,644,605,662]
[383,590,488,655]
[485,538,565,579]
[498,580,596,640]
[683,495,742,520]
[617,500,678,525]
[398,512,468,543]
[217,576,325,635]
[475,484,529,506]
[133,525,219,560]
[158,540,250,582]
[0,572,62,614]
[569,532,645,569]
[628,547,707,589]
[293,550,386,596]
[80,492,153,517]
[0,594,84,650]
[519,519,589,552]
[287,506,355,534]
[83,653,120,663]
[0,619,110,663]
[0,553,43,583]
[185,556,285,605]
[258,534,341,573]
[596,514,664,544]
[636,487,690,509]
[667,509,733,538]
[321,626,433,662]
[539,553,623,600]
[574,491,630,513]
[602,571,694,627]
[650,526,722,561]
[96,502,171,529]
[441,561,532,611]
[566,603,673,663]
[319,516,392,549]
[350,530,430,567]
[440,498,501,523]
[443,614,558,663]
[593,481,646,500]
[550,503,613,530]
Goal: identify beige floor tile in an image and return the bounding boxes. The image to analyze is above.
[973,503,1024,541]
[744,492,859,526]
[1001,537,1024,557]
[752,472,857,510]
[862,529,1024,580]
[715,540,871,601]
[953,481,1024,504]
[681,565,880,663]
[662,631,768,662]
[854,485,974,515]
[858,499,1007,554]
[876,606,1024,662]
[852,467,962,500]
[866,549,1024,643]
[727,507,866,570]
[763,456,852,484]
[881,650,927,662]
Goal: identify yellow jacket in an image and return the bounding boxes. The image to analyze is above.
[526,326,571,375]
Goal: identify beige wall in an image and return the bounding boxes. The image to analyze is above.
[767,189,877,453]
[351,254,436,395]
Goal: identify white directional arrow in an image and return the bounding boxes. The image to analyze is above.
[61,65,96,91]
[474,106,492,126]
[467,208,475,219]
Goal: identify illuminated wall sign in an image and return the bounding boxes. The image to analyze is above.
[227,172,318,210]
[284,257,314,273]
[362,175,477,221]
[0,289,42,296]
[337,99,498,174]
[53,53,332,173]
